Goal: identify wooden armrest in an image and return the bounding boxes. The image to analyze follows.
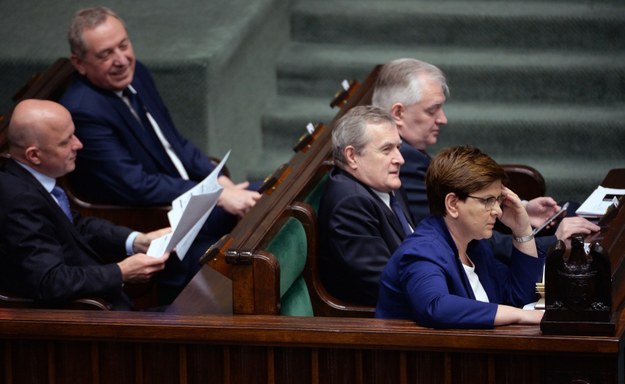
[0,290,112,311]
[291,201,375,318]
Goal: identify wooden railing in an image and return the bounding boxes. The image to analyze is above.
[0,309,623,384]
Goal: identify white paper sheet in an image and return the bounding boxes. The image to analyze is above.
[575,186,625,217]
[147,151,230,259]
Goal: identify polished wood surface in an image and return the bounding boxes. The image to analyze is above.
[0,309,622,384]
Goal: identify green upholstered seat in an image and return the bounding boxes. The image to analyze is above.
[266,216,313,316]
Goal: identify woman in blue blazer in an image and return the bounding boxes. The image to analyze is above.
[376,145,545,328]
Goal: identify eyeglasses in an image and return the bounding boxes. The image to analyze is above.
[467,195,505,210]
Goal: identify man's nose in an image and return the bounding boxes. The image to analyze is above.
[394,149,405,165]
[437,109,448,125]
[112,50,129,65]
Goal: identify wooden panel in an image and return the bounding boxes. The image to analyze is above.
[0,310,622,383]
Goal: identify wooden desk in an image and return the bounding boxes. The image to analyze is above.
[0,309,622,383]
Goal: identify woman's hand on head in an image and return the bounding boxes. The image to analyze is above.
[498,186,532,237]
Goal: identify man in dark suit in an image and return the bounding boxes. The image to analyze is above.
[318,106,414,306]
[371,58,600,245]
[0,99,169,310]
[59,6,261,302]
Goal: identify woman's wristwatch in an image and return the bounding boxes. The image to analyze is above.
[513,233,535,243]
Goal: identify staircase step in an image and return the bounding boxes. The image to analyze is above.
[252,98,624,193]
[261,96,336,147]
[436,102,625,159]
[292,1,625,51]
[277,42,625,104]
[254,0,625,206]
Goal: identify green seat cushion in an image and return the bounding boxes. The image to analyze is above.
[266,216,312,316]
[280,276,313,316]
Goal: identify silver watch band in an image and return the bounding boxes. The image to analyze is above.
[513,233,535,243]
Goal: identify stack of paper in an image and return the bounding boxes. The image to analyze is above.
[575,186,625,218]
[147,151,229,259]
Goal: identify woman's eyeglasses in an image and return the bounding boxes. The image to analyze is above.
[467,195,505,210]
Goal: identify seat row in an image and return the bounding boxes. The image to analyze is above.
[0,58,547,315]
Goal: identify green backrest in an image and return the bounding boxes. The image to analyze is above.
[266,217,313,316]
[263,170,330,317]
[304,172,329,214]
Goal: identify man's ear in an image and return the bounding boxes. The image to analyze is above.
[445,193,460,218]
[344,145,358,170]
[389,103,404,122]
[24,146,41,166]
[70,54,86,75]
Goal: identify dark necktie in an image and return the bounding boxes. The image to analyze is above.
[390,193,412,236]
[123,88,152,130]
[123,88,190,180]
[51,185,73,223]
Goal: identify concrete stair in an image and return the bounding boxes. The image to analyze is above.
[250,0,625,203]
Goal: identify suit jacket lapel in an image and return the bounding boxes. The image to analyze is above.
[110,90,180,176]
[6,160,104,262]
[368,188,408,240]
[336,168,410,240]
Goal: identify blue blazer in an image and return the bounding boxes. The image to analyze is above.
[375,216,545,329]
[398,143,556,263]
[61,61,215,205]
[318,167,414,306]
[0,159,133,309]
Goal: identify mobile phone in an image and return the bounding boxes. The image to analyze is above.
[532,202,569,235]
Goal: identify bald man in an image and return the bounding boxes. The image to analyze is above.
[0,99,169,310]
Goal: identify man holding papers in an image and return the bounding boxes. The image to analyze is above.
[0,99,170,310]
[147,153,228,260]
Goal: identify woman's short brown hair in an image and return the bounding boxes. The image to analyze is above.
[426,145,507,216]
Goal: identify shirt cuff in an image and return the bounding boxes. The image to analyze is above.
[125,231,140,255]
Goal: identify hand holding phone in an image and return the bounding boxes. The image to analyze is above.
[532,202,569,235]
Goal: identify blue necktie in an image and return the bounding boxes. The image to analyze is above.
[390,193,412,236]
[51,185,73,223]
